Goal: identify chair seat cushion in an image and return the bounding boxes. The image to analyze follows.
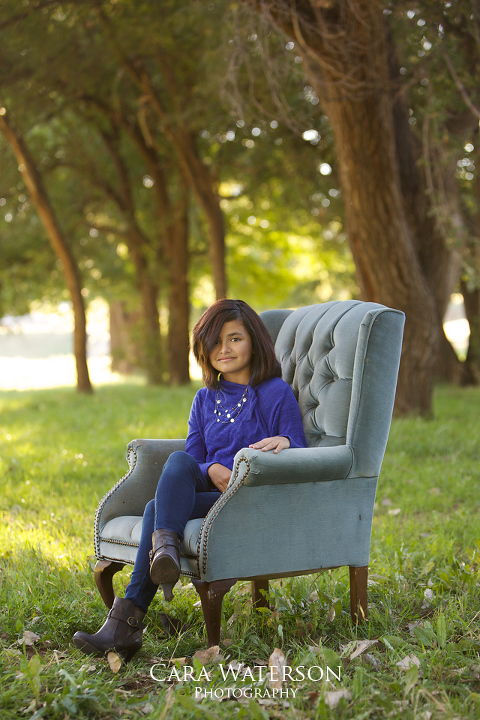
[100,516,204,558]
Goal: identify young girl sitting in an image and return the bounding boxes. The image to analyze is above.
[73,299,306,660]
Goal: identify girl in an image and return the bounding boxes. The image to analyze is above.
[73,299,307,660]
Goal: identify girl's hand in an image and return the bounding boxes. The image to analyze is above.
[208,463,232,492]
[249,436,290,454]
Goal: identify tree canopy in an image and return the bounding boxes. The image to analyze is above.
[1,0,477,411]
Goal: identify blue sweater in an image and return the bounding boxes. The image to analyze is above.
[185,376,307,479]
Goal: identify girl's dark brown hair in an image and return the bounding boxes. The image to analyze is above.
[192,299,281,389]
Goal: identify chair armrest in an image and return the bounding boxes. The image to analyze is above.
[230,445,353,488]
[95,438,185,530]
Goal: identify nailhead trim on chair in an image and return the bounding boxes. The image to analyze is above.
[95,446,252,580]
[100,538,140,548]
[99,535,197,562]
[94,446,138,558]
[197,455,251,577]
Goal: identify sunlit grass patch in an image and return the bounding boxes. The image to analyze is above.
[0,383,479,718]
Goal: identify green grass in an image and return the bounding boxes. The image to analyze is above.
[1,383,479,719]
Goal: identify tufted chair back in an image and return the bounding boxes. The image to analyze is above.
[260,300,404,478]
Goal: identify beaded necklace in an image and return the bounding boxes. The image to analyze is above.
[214,385,249,423]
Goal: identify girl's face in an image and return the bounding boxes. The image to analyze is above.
[209,319,253,385]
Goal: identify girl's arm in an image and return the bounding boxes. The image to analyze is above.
[207,463,231,492]
[186,391,232,489]
[185,392,210,474]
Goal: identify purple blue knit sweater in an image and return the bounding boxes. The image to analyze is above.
[185,377,307,479]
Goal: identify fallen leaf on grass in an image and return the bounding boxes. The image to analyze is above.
[349,639,378,660]
[53,650,69,664]
[193,645,224,664]
[324,689,352,709]
[388,508,402,516]
[258,697,290,707]
[18,631,40,646]
[306,690,321,705]
[140,703,155,714]
[396,654,421,670]
[173,656,187,665]
[362,653,381,669]
[407,620,424,635]
[268,648,285,690]
[79,664,97,673]
[3,648,22,658]
[107,652,123,673]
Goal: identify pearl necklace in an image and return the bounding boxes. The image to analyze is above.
[214,385,249,423]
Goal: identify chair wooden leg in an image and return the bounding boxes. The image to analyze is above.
[94,559,126,609]
[349,565,368,622]
[251,579,270,609]
[192,578,237,647]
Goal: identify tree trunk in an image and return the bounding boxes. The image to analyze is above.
[436,327,465,385]
[129,246,164,385]
[459,142,480,384]
[461,285,480,384]
[0,111,92,393]
[119,118,192,382]
[96,126,165,385]
[167,194,191,385]
[109,301,143,374]
[171,131,226,300]
[168,221,190,385]
[388,34,465,384]
[252,0,452,414]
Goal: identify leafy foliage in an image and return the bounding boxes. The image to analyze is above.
[0,0,354,332]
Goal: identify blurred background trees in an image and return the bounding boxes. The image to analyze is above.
[0,0,478,414]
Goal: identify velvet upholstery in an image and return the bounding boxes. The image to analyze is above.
[93,301,405,637]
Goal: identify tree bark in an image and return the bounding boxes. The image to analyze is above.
[97,127,165,385]
[0,111,93,393]
[167,185,191,385]
[169,130,226,301]
[459,142,480,384]
[461,283,480,384]
[109,300,142,374]
[128,244,164,385]
[118,117,192,382]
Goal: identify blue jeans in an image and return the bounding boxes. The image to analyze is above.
[124,451,221,612]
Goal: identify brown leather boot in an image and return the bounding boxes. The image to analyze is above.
[73,597,145,662]
[150,529,181,601]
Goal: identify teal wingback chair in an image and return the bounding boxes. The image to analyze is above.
[93,301,405,646]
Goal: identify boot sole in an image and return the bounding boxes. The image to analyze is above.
[150,554,180,586]
[73,635,105,657]
[73,635,140,662]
